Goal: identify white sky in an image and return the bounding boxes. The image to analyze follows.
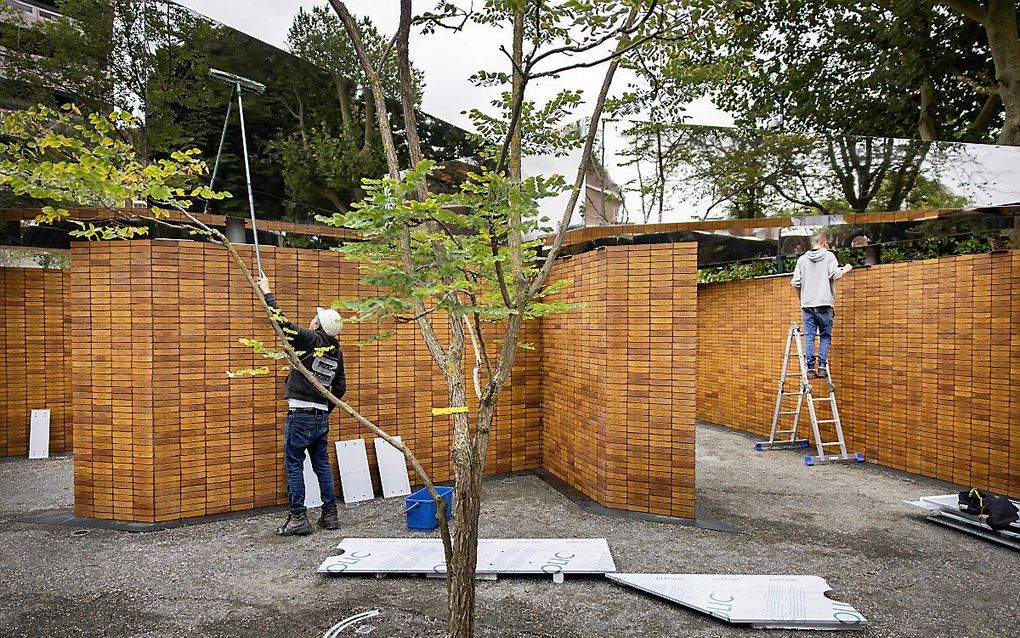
[176,0,1020,223]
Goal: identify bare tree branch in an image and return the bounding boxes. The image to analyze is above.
[528,6,641,299]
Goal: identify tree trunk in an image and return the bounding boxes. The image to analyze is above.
[446,457,483,638]
[509,10,525,181]
[335,75,354,136]
[397,0,427,201]
[318,187,348,212]
[655,127,665,222]
[986,0,1020,145]
[881,140,930,211]
[362,85,377,156]
[918,79,939,141]
[970,92,1002,136]
[944,0,1020,145]
[444,333,474,638]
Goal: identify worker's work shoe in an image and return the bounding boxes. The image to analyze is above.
[816,361,828,378]
[318,506,340,530]
[805,357,817,377]
[276,512,312,536]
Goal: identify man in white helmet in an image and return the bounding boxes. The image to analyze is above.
[258,275,346,536]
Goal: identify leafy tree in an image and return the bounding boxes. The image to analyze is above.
[612,0,1020,146]
[272,6,427,213]
[0,105,221,233]
[1,1,690,636]
[0,0,115,112]
[607,1,998,220]
[0,0,218,151]
[323,1,695,635]
[616,123,970,219]
[710,0,1005,143]
[0,1,428,221]
[288,6,424,126]
[698,258,779,283]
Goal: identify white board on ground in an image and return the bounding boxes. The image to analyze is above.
[915,493,1020,518]
[907,494,1020,538]
[336,439,374,504]
[373,436,411,498]
[318,538,617,577]
[29,409,50,459]
[303,452,322,508]
[919,494,961,511]
[606,574,868,630]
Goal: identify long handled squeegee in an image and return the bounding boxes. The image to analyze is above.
[206,68,268,277]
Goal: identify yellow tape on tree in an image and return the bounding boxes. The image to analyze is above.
[431,406,468,416]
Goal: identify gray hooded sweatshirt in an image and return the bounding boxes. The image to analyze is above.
[791,248,844,308]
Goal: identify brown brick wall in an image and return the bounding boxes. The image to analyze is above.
[65,240,699,523]
[542,244,698,518]
[0,267,72,456]
[698,251,1020,499]
[70,240,542,522]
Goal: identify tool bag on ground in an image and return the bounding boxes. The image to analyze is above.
[958,488,1020,530]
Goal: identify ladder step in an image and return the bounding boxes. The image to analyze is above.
[819,441,843,446]
[815,419,838,424]
[774,429,797,434]
[810,397,833,402]
[781,392,801,396]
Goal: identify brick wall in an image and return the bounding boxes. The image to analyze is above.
[70,240,542,522]
[698,251,1020,499]
[65,240,699,523]
[543,244,698,518]
[0,267,72,456]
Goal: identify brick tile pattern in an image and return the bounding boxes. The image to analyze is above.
[0,267,72,456]
[543,244,698,518]
[71,240,542,522]
[697,251,1020,499]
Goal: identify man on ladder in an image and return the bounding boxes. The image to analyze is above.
[790,232,852,377]
[755,231,862,465]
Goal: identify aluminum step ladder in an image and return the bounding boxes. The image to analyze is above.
[753,322,864,466]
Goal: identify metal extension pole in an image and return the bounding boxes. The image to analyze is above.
[234,83,263,277]
[203,90,233,214]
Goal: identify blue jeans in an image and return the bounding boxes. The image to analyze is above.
[284,410,337,515]
[802,306,834,365]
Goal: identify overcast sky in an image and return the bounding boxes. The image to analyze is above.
[176,1,1020,222]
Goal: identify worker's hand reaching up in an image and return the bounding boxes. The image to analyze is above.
[258,275,272,295]
[841,264,853,275]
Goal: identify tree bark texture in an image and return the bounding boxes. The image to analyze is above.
[985,0,1020,145]
[446,459,483,638]
[943,0,1020,145]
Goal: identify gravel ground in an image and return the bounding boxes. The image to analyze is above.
[0,422,1017,637]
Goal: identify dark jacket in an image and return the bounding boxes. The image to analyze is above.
[264,293,346,411]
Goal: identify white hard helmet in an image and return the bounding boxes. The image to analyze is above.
[316,307,343,337]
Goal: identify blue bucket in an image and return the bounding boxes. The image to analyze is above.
[405,486,453,531]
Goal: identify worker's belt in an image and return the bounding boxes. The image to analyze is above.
[288,407,328,414]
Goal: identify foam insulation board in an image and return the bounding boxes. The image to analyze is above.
[606,574,868,630]
[318,538,616,580]
[374,437,411,498]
